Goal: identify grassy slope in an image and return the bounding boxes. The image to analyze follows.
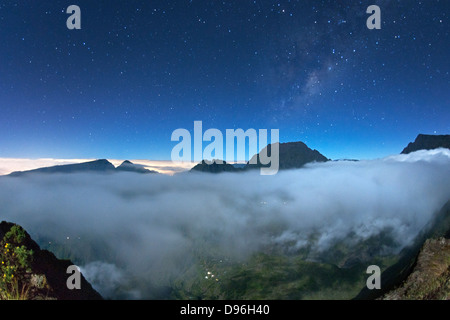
[382,238,450,300]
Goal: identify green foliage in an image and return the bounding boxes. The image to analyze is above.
[5,225,27,244]
[14,245,33,271]
[0,225,33,300]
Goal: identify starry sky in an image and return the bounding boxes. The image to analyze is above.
[0,0,448,161]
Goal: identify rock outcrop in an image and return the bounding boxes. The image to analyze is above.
[0,221,102,300]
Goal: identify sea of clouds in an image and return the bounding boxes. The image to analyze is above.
[0,148,449,298]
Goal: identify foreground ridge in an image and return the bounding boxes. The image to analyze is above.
[0,221,102,300]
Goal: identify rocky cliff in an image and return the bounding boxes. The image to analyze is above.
[0,221,102,300]
[401,134,450,154]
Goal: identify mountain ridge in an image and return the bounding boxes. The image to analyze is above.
[116,160,158,174]
[246,141,329,170]
[8,159,157,177]
[401,134,450,154]
[190,140,329,173]
[190,159,239,173]
[4,134,450,176]
[0,221,102,300]
[355,200,450,300]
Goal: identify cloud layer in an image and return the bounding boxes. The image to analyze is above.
[0,149,449,298]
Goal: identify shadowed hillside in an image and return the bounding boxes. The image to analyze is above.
[401,134,450,154]
[0,221,102,300]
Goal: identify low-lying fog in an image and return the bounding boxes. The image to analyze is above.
[1,149,449,299]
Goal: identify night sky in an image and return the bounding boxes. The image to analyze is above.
[0,0,448,161]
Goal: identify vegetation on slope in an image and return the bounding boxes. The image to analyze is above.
[0,225,34,299]
[382,237,450,300]
[0,221,102,300]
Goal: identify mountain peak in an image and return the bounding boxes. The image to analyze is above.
[401,134,450,154]
[9,159,116,176]
[189,141,329,173]
[116,160,157,174]
[8,159,159,176]
[190,160,238,173]
[247,141,328,170]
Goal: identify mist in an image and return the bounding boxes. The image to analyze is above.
[0,149,449,299]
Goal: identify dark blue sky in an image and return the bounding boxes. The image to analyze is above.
[0,0,448,160]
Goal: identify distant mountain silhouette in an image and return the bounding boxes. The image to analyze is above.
[116,160,157,174]
[401,134,450,154]
[189,141,329,173]
[9,159,116,177]
[0,221,102,300]
[190,160,239,173]
[8,159,157,176]
[246,141,329,170]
